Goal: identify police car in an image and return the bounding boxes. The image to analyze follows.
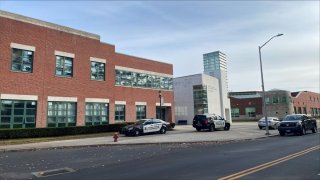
[120,118,168,136]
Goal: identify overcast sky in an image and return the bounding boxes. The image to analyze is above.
[1,1,319,93]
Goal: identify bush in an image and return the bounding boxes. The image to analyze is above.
[0,123,128,139]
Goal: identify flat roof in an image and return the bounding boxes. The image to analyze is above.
[0,10,100,40]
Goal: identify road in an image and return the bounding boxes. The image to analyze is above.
[0,132,319,180]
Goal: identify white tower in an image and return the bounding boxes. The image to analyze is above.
[203,51,231,122]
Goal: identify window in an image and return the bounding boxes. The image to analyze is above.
[11,48,33,73]
[298,107,302,114]
[303,107,307,115]
[47,102,76,127]
[0,100,37,128]
[265,97,270,104]
[294,106,297,114]
[56,55,73,77]
[136,105,146,120]
[91,61,105,80]
[115,104,125,121]
[281,97,287,104]
[272,97,279,104]
[245,107,256,117]
[231,108,240,117]
[85,103,108,126]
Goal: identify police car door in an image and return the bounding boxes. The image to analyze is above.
[143,120,153,133]
[152,119,162,132]
[216,115,225,128]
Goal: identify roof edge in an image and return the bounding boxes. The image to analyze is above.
[0,10,100,40]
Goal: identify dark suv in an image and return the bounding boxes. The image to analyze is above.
[278,114,317,136]
[192,114,230,132]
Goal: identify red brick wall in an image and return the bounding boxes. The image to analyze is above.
[0,16,175,127]
[230,97,263,115]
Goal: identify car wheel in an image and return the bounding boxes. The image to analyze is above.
[279,132,285,136]
[160,127,166,134]
[224,123,230,131]
[299,127,306,136]
[209,125,215,132]
[134,129,140,136]
[196,128,201,132]
[259,126,262,130]
[311,126,317,133]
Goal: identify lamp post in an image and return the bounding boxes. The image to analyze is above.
[159,90,162,120]
[259,33,283,135]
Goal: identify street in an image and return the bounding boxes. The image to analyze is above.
[0,131,319,180]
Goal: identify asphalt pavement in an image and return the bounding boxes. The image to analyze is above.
[1,122,283,152]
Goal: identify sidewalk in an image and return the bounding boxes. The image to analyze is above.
[0,122,280,152]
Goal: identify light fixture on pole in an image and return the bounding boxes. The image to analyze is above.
[259,33,283,135]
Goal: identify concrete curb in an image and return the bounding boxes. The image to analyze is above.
[0,134,279,153]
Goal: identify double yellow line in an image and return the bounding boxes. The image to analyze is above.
[218,145,320,180]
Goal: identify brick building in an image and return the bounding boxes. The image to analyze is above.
[0,10,174,128]
[230,90,320,121]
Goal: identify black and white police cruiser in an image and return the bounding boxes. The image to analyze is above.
[120,118,169,136]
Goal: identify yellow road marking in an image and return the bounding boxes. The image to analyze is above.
[218,145,320,180]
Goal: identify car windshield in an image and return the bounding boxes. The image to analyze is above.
[194,115,207,120]
[135,120,147,125]
[284,115,303,121]
[259,117,272,121]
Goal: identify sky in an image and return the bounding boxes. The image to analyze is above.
[1,1,319,93]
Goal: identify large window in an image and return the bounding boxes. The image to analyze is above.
[47,102,76,127]
[231,108,240,117]
[0,100,36,128]
[85,103,109,126]
[11,48,33,73]
[115,69,173,90]
[136,105,146,120]
[56,55,73,77]
[115,105,125,121]
[245,107,256,117]
[193,85,208,115]
[91,61,105,80]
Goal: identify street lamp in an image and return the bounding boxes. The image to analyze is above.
[259,33,283,135]
[159,90,162,120]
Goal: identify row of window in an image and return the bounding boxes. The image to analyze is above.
[12,48,172,90]
[0,100,147,128]
[265,96,290,104]
[231,107,256,118]
[294,106,320,116]
[12,48,105,80]
[115,70,173,90]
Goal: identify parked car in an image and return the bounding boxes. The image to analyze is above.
[278,114,317,136]
[192,114,230,132]
[258,117,280,130]
[120,118,168,136]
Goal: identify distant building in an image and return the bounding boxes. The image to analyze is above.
[174,51,231,124]
[229,90,320,120]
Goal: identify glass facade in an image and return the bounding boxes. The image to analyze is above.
[0,100,37,128]
[91,61,105,80]
[56,55,73,77]
[85,103,109,126]
[47,102,76,127]
[11,48,33,73]
[193,85,208,115]
[115,104,125,121]
[115,70,173,90]
[136,105,146,120]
